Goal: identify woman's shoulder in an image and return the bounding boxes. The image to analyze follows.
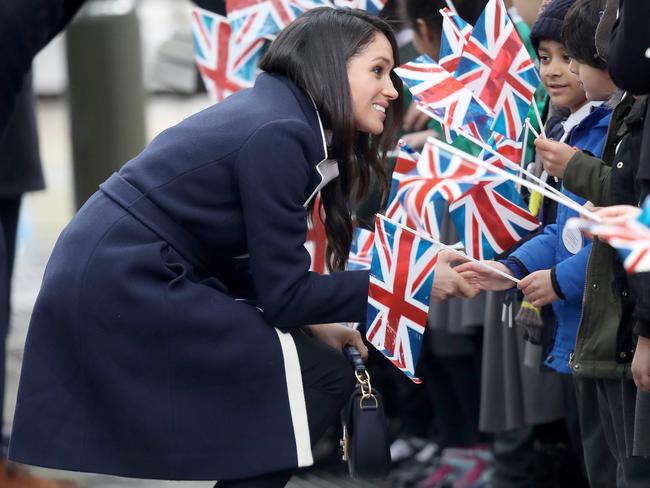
[166,73,322,150]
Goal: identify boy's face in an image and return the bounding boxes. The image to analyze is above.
[568,58,616,102]
[538,40,587,113]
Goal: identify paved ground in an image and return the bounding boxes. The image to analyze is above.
[6,96,388,488]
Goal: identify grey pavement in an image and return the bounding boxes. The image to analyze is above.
[6,96,388,488]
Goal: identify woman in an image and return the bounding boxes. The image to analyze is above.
[9,7,475,487]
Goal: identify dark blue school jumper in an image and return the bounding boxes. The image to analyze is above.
[8,73,367,481]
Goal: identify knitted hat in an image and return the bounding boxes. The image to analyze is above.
[529,0,576,52]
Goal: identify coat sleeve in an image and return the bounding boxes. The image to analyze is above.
[608,0,650,95]
[554,243,591,305]
[509,224,558,275]
[0,0,85,137]
[633,272,650,338]
[563,152,612,206]
[236,118,369,330]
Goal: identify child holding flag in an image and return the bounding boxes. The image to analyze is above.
[472,0,650,483]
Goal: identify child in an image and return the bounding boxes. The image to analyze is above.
[457,0,615,483]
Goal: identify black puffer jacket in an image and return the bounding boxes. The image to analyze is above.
[608,0,650,342]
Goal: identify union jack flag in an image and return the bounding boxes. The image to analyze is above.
[454,0,540,140]
[480,132,522,171]
[449,178,540,259]
[305,194,329,274]
[396,55,493,132]
[192,8,256,102]
[567,200,650,274]
[226,0,333,44]
[367,215,439,382]
[398,138,500,239]
[332,0,387,15]
[347,226,375,271]
[385,143,420,229]
[439,7,473,73]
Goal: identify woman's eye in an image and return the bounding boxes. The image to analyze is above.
[372,66,383,76]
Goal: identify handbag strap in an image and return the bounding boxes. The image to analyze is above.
[343,346,378,410]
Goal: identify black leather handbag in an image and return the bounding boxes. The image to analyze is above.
[340,346,391,480]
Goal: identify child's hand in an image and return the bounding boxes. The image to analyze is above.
[632,336,650,393]
[518,269,558,307]
[534,138,578,179]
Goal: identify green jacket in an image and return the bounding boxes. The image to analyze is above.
[563,95,635,379]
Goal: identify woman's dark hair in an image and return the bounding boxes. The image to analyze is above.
[259,7,404,271]
[561,0,607,69]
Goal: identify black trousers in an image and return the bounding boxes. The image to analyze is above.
[216,330,356,488]
[0,197,21,454]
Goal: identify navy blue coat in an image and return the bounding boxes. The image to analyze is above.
[8,73,369,480]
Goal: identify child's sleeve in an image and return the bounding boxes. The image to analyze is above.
[553,243,592,304]
[505,224,558,277]
[563,152,611,206]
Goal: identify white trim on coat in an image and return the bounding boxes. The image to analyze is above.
[274,329,313,467]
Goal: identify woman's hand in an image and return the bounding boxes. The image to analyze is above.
[534,138,577,179]
[518,269,558,307]
[307,323,368,360]
[455,260,515,291]
[593,204,642,225]
[431,251,480,303]
[632,336,650,393]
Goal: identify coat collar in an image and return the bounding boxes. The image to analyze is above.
[256,73,340,207]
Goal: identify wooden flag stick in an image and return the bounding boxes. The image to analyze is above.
[444,0,458,14]
[526,118,541,139]
[426,136,603,222]
[380,214,521,284]
[532,100,547,139]
[452,125,571,208]
[518,119,530,192]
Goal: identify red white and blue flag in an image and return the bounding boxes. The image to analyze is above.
[567,199,650,274]
[449,177,540,259]
[385,143,421,229]
[192,8,255,102]
[305,194,329,274]
[395,55,493,132]
[397,138,501,239]
[439,7,473,73]
[480,132,522,171]
[226,0,333,44]
[347,226,375,271]
[366,215,439,382]
[454,0,540,141]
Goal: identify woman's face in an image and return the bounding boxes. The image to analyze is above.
[538,40,586,113]
[347,33,399,135]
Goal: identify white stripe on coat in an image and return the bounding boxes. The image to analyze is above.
[274,329,313,467]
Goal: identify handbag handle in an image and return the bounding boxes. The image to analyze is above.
[343,345,365,372]
[343,346,378,409]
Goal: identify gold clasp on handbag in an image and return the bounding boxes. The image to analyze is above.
[355,369,378,409]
